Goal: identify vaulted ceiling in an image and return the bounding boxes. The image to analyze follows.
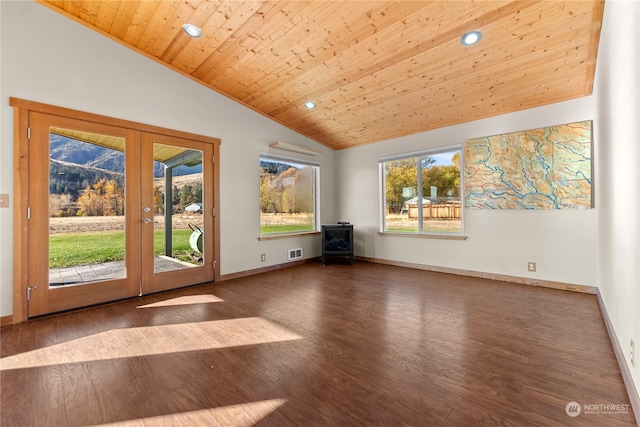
[39,0,604,150]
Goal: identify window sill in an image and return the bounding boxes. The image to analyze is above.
[258,231,321,241]
[378,232,467,240]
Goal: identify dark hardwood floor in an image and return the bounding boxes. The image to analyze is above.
[1,261,636,426]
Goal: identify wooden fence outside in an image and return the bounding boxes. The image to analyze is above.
[407,201,461,219]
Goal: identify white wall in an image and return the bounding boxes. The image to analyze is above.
[594,0,640,401]
[337,97,596,285]
[0,0,6,314]
[0,1,336,317]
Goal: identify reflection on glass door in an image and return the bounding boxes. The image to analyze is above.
[48,127,127,287]
[151,143,204,273]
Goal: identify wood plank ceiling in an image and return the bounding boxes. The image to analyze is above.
[38,1,604,150]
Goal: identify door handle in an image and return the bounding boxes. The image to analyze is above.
[27,285,38,300]
[144,218,157,224]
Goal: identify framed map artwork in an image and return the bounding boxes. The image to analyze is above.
[464,120,592,209]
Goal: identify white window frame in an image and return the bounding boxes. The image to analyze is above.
[379,144,464,237]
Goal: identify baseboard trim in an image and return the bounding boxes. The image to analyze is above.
[218,258,317,282]
[357,256,597,294]
[1,315,14,327]
[596,289,640,423]
[219,255,596,294]
[1,257,594,323]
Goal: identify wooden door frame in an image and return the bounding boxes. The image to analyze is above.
[10,98,221,323]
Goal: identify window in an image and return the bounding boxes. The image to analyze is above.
[260,154,319,235]
[380,146,463,235]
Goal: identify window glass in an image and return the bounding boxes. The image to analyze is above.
[382,147,462,235]
[260,154,318,235]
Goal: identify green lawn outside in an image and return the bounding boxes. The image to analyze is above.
[49,230,194,268]
[386,226,463,233]
[260,224,315,234]
[386,227,419,232]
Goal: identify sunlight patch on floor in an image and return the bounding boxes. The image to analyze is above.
[92,398,288,426]
[137,294,224,308]
[0,318,300,370]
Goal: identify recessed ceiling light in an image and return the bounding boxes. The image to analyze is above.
[182,23,202,38]
[461,31,482,46]
[304,101,316,109]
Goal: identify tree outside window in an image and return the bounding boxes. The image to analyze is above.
[260,155,318,235]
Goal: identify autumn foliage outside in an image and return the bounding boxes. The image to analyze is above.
[260,159,316,234]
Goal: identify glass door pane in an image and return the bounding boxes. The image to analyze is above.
[141,133,214,295]
[151,143,204,273]
[48,127,127,287]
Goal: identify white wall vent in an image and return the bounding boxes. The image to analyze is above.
[288,248,303,260]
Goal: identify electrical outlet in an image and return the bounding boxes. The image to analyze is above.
[527,262,536,272]
[260,254,266,262]
[631,340,635,367]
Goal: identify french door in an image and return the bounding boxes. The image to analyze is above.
[23,110,216,317]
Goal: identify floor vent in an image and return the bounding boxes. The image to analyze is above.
[288,248,303,260]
